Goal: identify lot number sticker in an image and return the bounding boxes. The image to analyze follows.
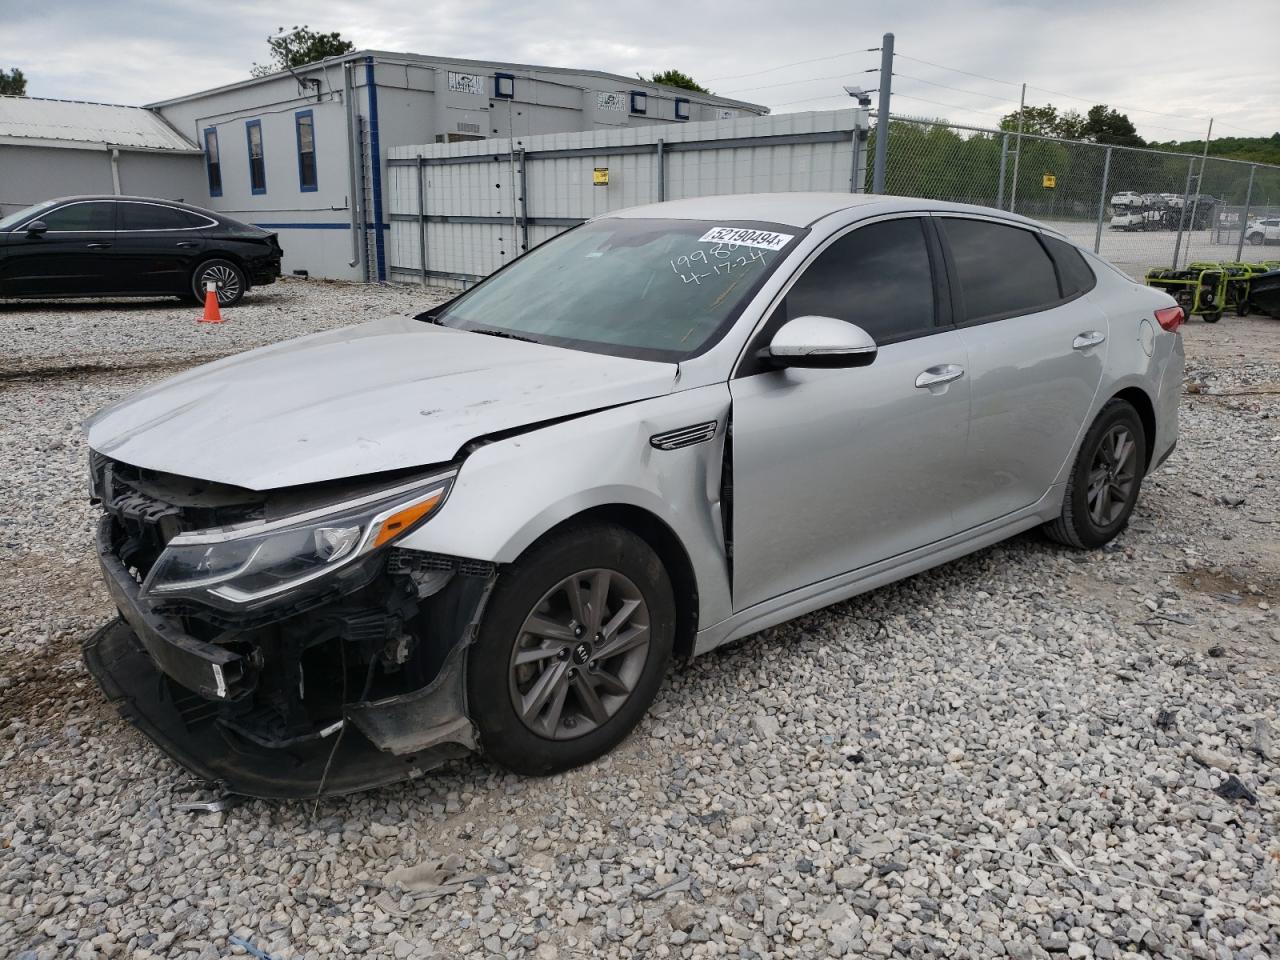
[698,227,793,251]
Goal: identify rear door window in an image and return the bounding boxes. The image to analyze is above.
[119,203,200,231]
[782,217,936,344]
[38,202,115,231]
[940,218,1062,322]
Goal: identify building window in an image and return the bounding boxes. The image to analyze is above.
[630,91,647,115]
[494,72,515,99]
[295,110,317,192]
[203,127,222,197]
[245,119,266,195]
[674,98,690,121]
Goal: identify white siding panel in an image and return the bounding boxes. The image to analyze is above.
[387,109,866,282]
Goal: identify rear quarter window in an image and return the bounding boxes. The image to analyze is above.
[1041,235,1097,298]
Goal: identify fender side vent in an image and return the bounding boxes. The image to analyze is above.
[650,421,717,451]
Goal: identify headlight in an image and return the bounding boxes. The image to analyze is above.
[140,473,453,609]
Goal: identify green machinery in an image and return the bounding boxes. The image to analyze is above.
[1145,260,1280,323]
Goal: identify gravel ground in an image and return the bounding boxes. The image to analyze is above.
[1,284,1278,960]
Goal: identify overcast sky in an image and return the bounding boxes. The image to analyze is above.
[5,0,1278,142]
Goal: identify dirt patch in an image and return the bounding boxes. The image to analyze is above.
[1177,565,1280,605]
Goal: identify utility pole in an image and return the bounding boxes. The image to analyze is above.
[871,32,893,194]
[1008,82,1026,212]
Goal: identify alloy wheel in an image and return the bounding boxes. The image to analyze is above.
[197,264,242,305]
[1086,424,1137,527]
[508,568,651,740]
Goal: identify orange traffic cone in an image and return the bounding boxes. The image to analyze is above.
[199,281,224,324]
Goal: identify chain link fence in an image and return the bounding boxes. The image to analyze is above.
[870,116,1280,278]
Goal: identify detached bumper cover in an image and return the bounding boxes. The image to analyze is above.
[88,513,493,799]
[83,619,470,799]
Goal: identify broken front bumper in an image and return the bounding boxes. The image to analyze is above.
[83,619,472,799]
[85,516,494,799]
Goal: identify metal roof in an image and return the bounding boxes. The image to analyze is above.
[0,96,199,153]
[146,50,769,115]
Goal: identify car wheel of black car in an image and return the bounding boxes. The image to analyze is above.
[1045,399,1147,550]
[466,523,675,775]
[190,258,246,306]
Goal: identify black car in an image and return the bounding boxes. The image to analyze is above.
[0,196,282,306]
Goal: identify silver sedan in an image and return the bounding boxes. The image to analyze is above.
[82,194,1184,797]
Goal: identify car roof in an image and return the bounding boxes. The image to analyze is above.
[602,192,1049,231]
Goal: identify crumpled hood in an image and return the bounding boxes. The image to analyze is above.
[85,316,678,490]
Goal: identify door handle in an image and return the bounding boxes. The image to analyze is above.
[915,364,965,388]
[1072,331,1106,350]
[86,242,112,250]
[176,241,198,248]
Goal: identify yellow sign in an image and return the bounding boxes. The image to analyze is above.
[593,167,609,186]
[1043,173,1057,189]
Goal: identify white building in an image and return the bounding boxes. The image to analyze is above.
[2,52,757,280]
[2,51,765,282]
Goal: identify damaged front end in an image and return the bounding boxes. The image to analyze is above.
[82,454,495,799]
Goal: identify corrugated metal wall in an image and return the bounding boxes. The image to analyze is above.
[386,109,868,288]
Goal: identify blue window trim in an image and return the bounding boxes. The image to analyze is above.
[294,109,318,192]
[629,90,647,115]
[203,126,222,197]
[245,118,266,195]
[494,72,515,99]
[674,97,690,121]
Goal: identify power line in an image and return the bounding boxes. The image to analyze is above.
[893,53,1021,89]
[892,72,1015,104]
[889,92,1010,116]
[770,93,857,108]
[706,48,879,83]
[721,68,876,96]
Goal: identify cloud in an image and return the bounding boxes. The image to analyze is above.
[5,0,1277,140]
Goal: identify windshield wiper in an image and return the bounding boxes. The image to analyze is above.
[467,327,540,344]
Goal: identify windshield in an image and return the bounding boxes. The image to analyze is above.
[0,201,56,231]
[431,218,802,361]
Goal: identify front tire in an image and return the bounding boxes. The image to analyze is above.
[1045,399,1147,549]
[1248,234,1264,246]
[466,524,675,775]
[191,258,246,306]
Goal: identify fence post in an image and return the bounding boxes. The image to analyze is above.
[1235,164,1256,262]
[416,155,428,286]
[656,139,666,202]
[517,147,529,254]
[1008,82,1026,213]
[850,108,870,193]
[996,134,1009,210]
[1171,157,1196,270]
[1094,146,1112,254]
[871,32,893,194]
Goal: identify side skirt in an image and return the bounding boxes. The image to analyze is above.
[692,487,1061,656]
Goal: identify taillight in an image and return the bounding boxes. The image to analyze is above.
[1154,306,1185,332]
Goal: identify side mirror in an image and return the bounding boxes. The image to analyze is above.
[25,220,48,237]
[760,315,878,369]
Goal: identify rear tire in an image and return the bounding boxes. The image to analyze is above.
[466,524,675,775]
[1203,312,1222,324]
[1248,234,1264,246]
[190,258,246,307]
[1044,399,1147,550]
